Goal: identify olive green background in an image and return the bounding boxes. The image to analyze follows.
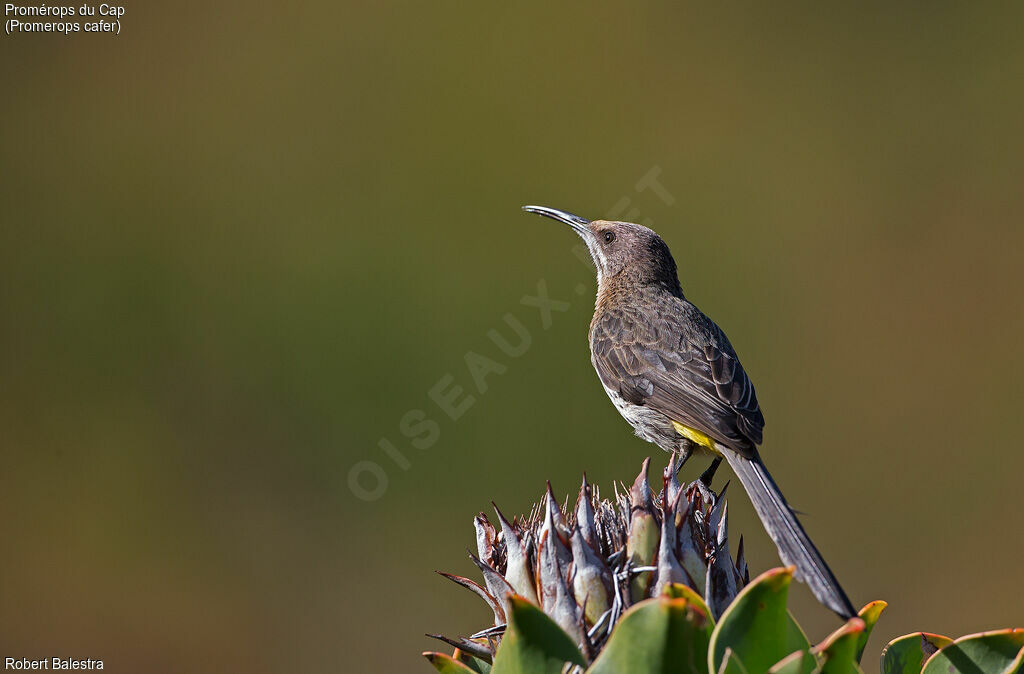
[2,3,1022,672]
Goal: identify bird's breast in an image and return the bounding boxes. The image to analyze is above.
[598,381,680,454]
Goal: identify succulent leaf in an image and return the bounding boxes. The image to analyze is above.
[920,629,1024,674]
[661,582,715,627]
[1011,649,1024,674]
[708,567,810,674]
[768,650,817,674]
[854,601,887,664]
[454,649,492,674]
[587,595,713,674]
[717,648,750,674]
[880,633,953,674]
[815,618,866,674]
[424,652,479,674]
[490,595,586,674]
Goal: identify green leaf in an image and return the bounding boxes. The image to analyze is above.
[424,652,478,673]
[788,612,814,655]
[921,629,1024,674]
[708,567,811,674]
[880,633,953,674]
[816,618,866,674]
[769,650,817,674]
[1008,649,1024,674]
[854,601,887,664]
[491,595,585,674]
[455,650,492,674]
[663,582,716,627]
[717,648,750,674]
[588,594,713,674]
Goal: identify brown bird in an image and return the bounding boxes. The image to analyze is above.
[524,204,856,619]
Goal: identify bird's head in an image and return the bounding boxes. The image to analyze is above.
[523,205,682,295]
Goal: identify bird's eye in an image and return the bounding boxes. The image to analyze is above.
[603,231,615,244]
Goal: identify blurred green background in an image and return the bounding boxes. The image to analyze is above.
[2,3,1023,672]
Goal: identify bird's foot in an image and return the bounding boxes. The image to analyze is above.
[699,457,723,488]
[686,457,723,505]
[674,447,692,475]
[690,478,716,506]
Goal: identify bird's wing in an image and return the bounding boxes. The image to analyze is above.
[590,305,764,452]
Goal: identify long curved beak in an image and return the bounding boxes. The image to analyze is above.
[522,205,591,236]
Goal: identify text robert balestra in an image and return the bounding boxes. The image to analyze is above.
[5,658,103,670]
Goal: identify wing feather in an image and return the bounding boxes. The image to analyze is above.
[590,303,764,452]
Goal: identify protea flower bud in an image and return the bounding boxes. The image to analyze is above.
[430,458,749,665]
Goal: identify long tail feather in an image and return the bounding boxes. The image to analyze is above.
[722,448,856,619]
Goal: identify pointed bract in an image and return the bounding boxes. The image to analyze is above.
[705,501,739,617]
[678,502,709,592]
[492,502,539,605]
[474,513,496,568]
[438,571,506,625]
[653,489,687,596]
[541,482,573,572]
[468,551,514,618]
[575,473,599,548]
[570,520,613,625]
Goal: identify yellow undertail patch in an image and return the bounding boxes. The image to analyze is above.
[670,421,720,454]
